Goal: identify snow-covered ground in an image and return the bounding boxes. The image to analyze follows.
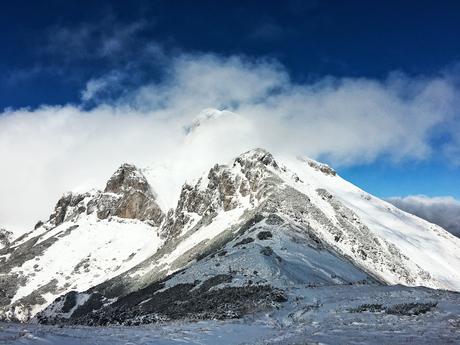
[1,215,163,321]
[2,285,459,344]
[2,321,275,345]
[11,217,162,304]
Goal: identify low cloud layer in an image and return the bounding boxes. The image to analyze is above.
[387,195,460,238]
[1,53,460,234]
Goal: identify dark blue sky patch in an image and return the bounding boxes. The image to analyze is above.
[2,0,460,108]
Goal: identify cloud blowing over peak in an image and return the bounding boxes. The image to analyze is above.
[1,53,460,234]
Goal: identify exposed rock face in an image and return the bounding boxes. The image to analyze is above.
[49,193,88,226]
[91,164,164,224]
[105,163,151,194]
[306,159,336,176]
[0,228,12,249]
[161,149,281,240]
[49,164,164,227]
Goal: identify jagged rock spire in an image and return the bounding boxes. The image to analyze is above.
[105,163,151,194]
[49,164,164,226]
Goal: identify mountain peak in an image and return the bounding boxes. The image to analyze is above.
[46,163,164,227]
[235,148,279,169]
[105,163,151,195]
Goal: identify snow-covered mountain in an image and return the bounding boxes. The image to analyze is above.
[1,148,459,323]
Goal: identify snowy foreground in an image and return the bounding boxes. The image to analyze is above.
[1,285,460,344]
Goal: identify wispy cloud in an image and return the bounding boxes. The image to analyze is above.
[5,16,161,89]
[44,17,153,61]
[1,53,460,234]
[387,195,460,238]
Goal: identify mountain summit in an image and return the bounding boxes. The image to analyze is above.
[1,149,459,323]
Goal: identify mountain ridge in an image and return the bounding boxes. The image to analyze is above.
[1,148,459,323]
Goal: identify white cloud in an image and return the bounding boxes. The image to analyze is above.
[1,54,460,235]
[387,195,460,238]
[81,72,125,102]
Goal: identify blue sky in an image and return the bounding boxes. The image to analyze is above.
[1,0,460,230]
[2,1,460,109]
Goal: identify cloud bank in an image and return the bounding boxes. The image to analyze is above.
[387,195,460,238]
[1,53,460,234]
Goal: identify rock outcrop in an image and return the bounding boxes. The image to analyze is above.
[0,228,12,249]
[49,164,164,227]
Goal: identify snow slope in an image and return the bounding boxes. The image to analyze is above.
[279,156,460,290]
[7,217,162,320]
[0,164,165,321]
